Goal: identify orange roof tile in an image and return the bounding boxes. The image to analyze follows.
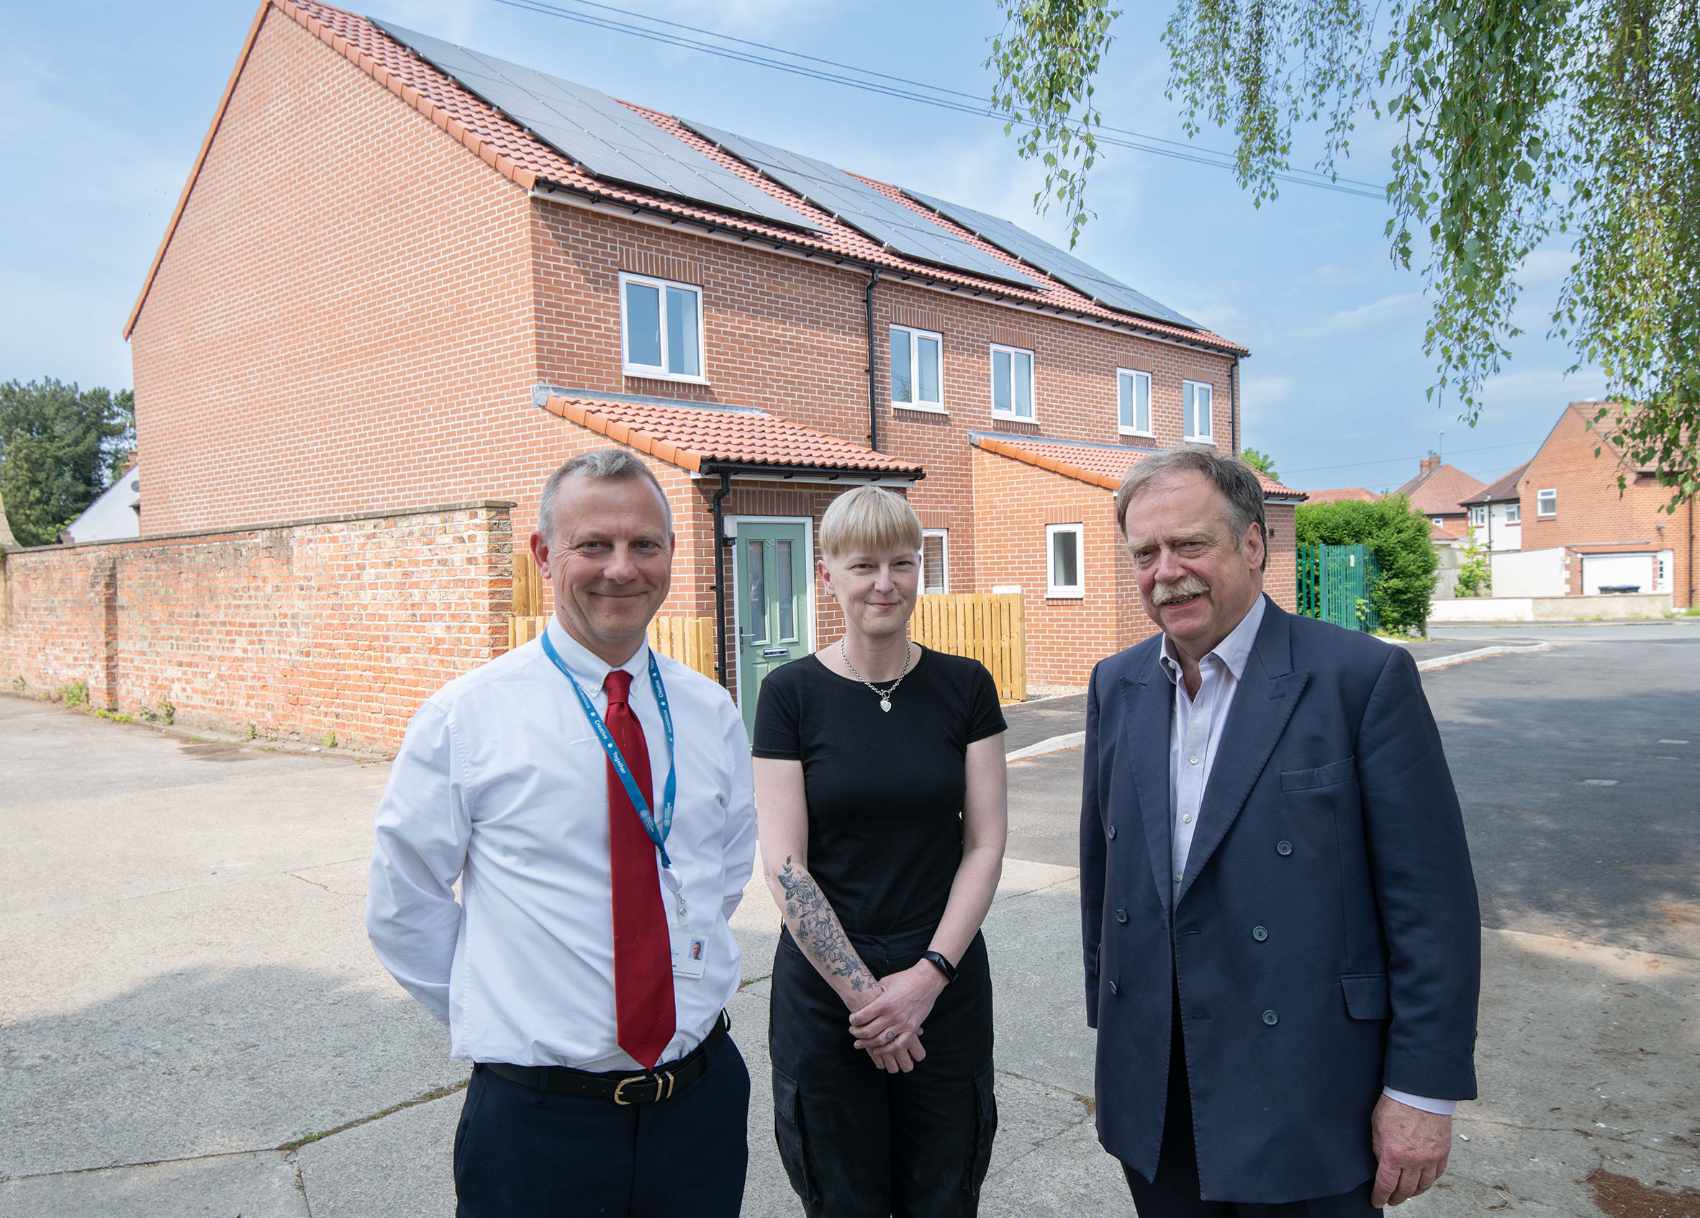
[127,0,1248,358]
[1303,487,1380,504]
[537,392,922,478]
[969,433,1304,499]
[1391,462,1487,516]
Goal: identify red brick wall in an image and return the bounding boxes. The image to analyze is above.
[130,9,543,535]
[1518,407,1695,607]
[0,503,513,751]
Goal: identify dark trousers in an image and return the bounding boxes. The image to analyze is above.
[770,928,998,1218]
[1123,986,1381,1218]
[453,1029,750,1218]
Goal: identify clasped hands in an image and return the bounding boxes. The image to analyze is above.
[846,963,945,1074]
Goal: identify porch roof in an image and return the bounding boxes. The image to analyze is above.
[536,389,923,479]
[969,432,1306,501]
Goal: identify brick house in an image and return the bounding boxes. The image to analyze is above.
[1459,462,1528,552]
[122,0,1298,723]
[1510,403,1695,605]
[1391,456,1486,546]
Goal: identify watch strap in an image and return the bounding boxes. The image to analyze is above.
[921,950,957,984]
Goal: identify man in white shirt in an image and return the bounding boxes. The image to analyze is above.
[1081,449,1480,1215]
[367,448,757,1218]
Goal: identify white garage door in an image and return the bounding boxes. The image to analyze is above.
[1582,552,1653,594]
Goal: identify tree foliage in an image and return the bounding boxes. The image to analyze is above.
[1239,446,1280,478]
[987,0,1699,507]
[1296,494,1438,631]
[0,379,136,547]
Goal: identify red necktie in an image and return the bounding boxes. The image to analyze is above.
[602,669,676,1069]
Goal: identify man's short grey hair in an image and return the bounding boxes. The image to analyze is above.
[537,448,673,541]
[1114,448,1269,571]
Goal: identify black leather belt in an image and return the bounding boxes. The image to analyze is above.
[478,1011,728,1105]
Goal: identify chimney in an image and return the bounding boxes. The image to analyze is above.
[1419,452,1439,475]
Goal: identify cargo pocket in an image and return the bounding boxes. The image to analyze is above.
[962,1064,999,1201]
[772,1066,820,1212]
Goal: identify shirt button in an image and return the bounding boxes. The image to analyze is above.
[1174,872,1184,884]
[1182,814,1193,825]
[1262,1009,1279,1026]
[1252,925,1268,942]
[1276,840,1294,856]
[1189,756,1201,766]
[1115,908,1129,925]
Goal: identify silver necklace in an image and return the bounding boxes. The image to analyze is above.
[840,638,914,713]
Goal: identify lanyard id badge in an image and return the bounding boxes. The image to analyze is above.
[540,632,678,868]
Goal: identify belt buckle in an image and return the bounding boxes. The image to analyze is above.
[613,1070,675,1105]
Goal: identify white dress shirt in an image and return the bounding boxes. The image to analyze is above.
[1158,595,1454,1117]
[366,616,757,1070]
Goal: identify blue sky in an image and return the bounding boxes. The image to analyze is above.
[3,0,1602,491]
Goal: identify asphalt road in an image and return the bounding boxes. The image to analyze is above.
[1003,627,1700,959]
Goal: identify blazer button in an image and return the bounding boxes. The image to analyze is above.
[1109,980,1119,996]
[1262,1009,1279,1026]
[1252,925,1268,942]
[1276,840,1294,856]
[1115,908,1129,925]
[1107,823,1118,840]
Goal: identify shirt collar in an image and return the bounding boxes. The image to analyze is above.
[543,615,650,692]
[1159,594,1268,687]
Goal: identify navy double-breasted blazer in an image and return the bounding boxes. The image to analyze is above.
[1080,597,1480,1204]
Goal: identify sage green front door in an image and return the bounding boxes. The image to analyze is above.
[736,520,811,736]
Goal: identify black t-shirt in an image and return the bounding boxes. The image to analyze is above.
[751,648,1007,937]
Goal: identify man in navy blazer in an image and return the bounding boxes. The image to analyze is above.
[1081,449,1480,1214]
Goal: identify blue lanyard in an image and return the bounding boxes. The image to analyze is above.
[540,632,678,869]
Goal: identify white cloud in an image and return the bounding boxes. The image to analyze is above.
[1300,291,1424,338]
[1239,374,1292,418]
[1479,367,1606,408]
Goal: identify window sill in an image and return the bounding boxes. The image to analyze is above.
[1118,427,1155,439]
[1183,433,1213,444]
[624,368,711,386]
[1046,589,1085,600]
[893,401,948,415]
[991,411,1038,425]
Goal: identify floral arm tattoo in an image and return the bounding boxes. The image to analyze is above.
[776,855,877,993]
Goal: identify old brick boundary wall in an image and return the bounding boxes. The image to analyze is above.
[0,502,514,752]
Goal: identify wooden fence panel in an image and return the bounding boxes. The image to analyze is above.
[910,593,1026,703]
[505,610,715,681]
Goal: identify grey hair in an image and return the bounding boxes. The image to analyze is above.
[537,448,673,542]
[1114,448,1269,571]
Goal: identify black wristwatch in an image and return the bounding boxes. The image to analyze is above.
[921,950,958,985]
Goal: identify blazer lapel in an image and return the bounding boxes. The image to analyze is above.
[1121,649,1176,915]
[1177,600,1310,902]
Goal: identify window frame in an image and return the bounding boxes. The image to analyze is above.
[989,342,1037,423]
[1182,379,1214,441]
[1536,488,1557,518]
[1469,505,1487,527]
[921,528,949,594]
[1116,368,1153,437]
[619,271,707,383]
[1504,501,1521,524]
[1045,523,1085,599]
[890,325,945,413]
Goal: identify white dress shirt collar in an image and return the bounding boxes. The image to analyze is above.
[544,615,652,695]
[1159,593,1268,690]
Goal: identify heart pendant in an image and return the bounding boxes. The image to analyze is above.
[880,698,892,713]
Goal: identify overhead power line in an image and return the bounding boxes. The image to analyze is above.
[1281,437,1542,478]
[487,0,1388,201]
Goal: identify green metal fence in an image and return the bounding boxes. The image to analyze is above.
[1297,544,1381,632]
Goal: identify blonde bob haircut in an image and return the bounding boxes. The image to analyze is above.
[818,486,923,560]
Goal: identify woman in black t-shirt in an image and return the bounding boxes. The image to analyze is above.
[753,486,1009,1218]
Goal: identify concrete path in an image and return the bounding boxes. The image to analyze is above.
[3,627,1697,1217]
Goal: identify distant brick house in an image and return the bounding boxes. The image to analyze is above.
[1510,403,1695,605]
[123,0,1300,721]
[1459,462,1528,552]
[1391,456,1486,546]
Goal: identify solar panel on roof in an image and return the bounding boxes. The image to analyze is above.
[903,189,1199,329]
[684,123,1041,291]
[372,20,823,235]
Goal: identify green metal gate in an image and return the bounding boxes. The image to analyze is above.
[1297,544,1381,632]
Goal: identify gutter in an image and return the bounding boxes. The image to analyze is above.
[710,472,732,688]
[699,461,922,483]
[1230,355,1241,455]
[865,268,881,451]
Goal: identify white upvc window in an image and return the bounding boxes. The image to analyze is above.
[1504,501,1521,524]
[620,272,705,381]
[921,529,949,594]
[1117,368,1152,436]
[1537,488,1557,517]
[1046,523,1084,598]
[891,325,944,411]
[1183,380,1213,441]
[1470,505,1487,527]
[990,343,1035,421]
